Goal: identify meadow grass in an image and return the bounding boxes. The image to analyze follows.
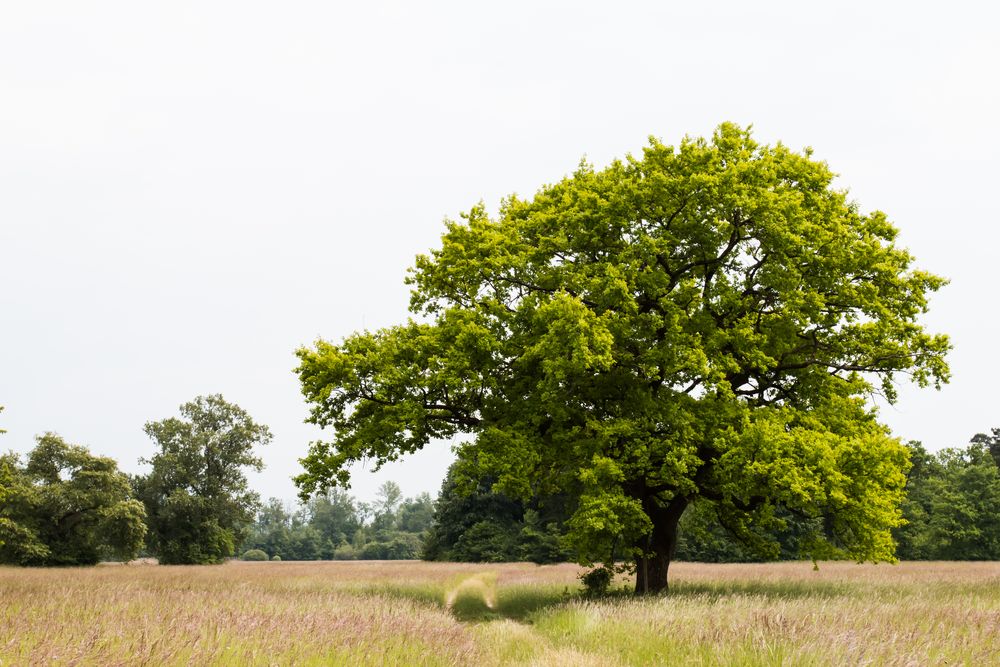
[1,560,998,665]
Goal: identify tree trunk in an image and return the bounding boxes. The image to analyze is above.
[634,497,689,595]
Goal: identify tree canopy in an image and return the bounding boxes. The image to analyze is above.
[295,124,949,592]
[135,395,271,564]
[0,433,146,565]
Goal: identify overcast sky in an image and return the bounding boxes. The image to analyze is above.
[1,1,997,505]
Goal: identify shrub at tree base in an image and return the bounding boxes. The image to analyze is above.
[241,549,268,561]
[580,566,613,596]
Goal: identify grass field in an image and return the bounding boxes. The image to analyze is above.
[2,560,999,666]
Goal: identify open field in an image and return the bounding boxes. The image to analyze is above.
[2,561,999,666]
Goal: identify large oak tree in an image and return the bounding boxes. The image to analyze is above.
[295,124,949,593]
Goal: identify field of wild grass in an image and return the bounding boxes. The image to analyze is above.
[2,560,999,666]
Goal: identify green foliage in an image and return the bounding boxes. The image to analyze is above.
[368,481,403,531]
[0,434,146,565]
[270,554,281,561]
[307,488,362,547]
[135,395,271,565]
[242,484,430,561]
[971,428,1000,469]
[895,438,1000,560]
[241,548,268,561]
[333,543,358,560]
[579,566,613,596]
[675,500,829,563]
[397,492,435,533]
[422,457,572,564]
[295,124,948,590]
[517,509,572,563]
[360,532,423,559]
[451,521,518,563]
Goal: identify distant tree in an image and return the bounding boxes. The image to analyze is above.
[893,442,942,560]
[370,481,403,532]
[305,489,361,548]
[353,482,434,559]
[136,395,271,564]
[422,456,571,564]
[244,498,294,558]
[970,428,1000,470]
[360,532,422,559]
[927,442,1000,559]
[244,498,325,560]
[895,437,1000,560]
[241,484,435,561]
[0,414,16,556]
[0,451,50,564]
[285,524,323,560]
[515,509,572,563]
[397,493,435,534]
[0,434,146,565]
[421,460,523,562]
[333,543,358,560]
[241,548,268,561]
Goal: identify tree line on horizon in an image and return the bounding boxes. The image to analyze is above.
[0,396,435,565]
[2,397,1000,566]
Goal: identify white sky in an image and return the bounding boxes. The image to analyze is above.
[1,1,997,505]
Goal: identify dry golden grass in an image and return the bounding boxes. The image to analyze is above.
[2,560,998,666]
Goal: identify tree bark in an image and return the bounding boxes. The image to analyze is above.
[634,497,689,595]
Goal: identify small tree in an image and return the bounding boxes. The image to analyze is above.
[137,395,271,564]
[370,481,403,531]
[0,434,146,565]
[397,493,435,534]
[295,124,948,593]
